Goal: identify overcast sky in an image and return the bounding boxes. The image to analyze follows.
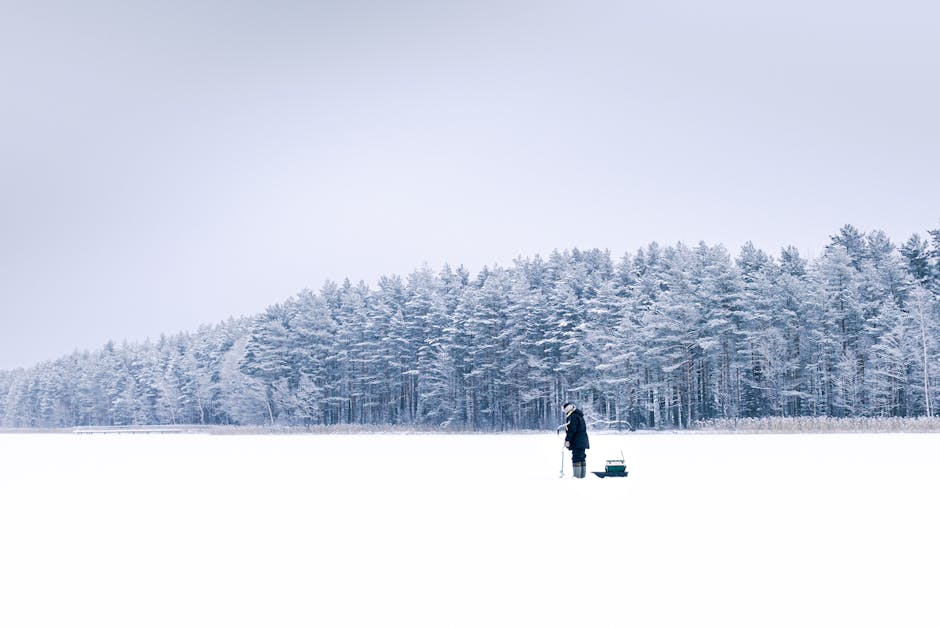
[1,0,938,370]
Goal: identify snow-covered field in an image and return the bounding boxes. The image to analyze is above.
[1,432,937,626]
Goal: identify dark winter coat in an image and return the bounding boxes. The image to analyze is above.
[565,409,590,450]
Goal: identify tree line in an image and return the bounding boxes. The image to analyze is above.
[2,224,939,430]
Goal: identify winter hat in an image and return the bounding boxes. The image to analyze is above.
[562,402,577,415]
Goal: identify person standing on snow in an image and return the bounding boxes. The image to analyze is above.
[563,402,590,478]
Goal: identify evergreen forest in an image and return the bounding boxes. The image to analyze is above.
[2,225,939,430]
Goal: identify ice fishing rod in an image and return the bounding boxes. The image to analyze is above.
[555,423,568,478]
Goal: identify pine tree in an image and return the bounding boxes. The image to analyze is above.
[901,234,932,286]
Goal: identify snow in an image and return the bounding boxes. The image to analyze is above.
[1,432,938,626]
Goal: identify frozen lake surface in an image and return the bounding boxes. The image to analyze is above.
[1,432,938,626]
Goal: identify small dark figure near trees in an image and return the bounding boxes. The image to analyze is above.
[563,402,590,478]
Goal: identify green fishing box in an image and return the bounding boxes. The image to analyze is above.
[605,459,626,474]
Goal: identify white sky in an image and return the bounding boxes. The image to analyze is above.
[2,0,938,370]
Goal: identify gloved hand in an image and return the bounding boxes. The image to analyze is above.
[564,440,571,449]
